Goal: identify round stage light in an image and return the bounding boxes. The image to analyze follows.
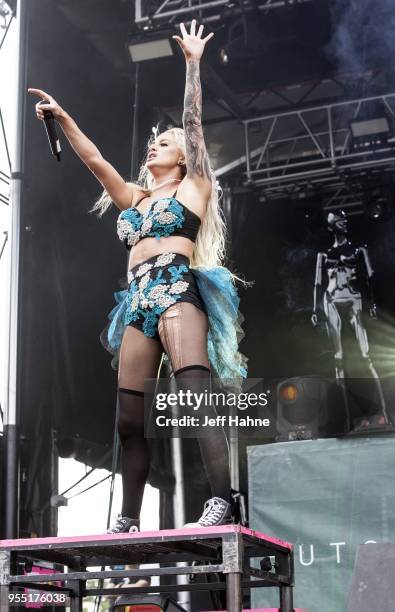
[219,48,229,64]
[371,203,382,219]
[279,383,298,402]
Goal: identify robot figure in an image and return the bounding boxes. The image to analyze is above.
[311,210,391,425]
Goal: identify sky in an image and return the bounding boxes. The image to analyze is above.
[0,7,159,540]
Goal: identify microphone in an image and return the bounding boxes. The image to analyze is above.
[38,100,61,161]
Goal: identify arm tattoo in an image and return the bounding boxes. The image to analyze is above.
[182,59,212,181]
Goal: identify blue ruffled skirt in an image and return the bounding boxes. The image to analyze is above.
[100,255,248,387]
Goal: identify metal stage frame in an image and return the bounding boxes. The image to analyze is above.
[0,525,294,612]
[216,92,395,201]
[132,0,395,213]
[134,0,316,28]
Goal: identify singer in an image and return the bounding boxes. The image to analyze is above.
[28,20,247,533]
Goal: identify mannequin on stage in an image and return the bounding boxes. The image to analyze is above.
[311,210,391,425]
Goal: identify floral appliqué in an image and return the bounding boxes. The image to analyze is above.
[117,198,185,248]
[155,252,176,267]
[124,252,190,337]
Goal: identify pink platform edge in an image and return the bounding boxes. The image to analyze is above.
[0,524,292,551]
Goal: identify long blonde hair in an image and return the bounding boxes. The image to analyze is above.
[90,127,227,270]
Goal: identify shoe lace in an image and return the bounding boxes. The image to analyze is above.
[110,516,129,533]
[198,499,226,526]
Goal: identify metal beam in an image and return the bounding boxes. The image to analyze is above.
[134,0,315,26]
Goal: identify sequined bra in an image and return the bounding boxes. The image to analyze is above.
[117,189,201,250]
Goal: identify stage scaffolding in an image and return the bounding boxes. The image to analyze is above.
[131,1,395,213]
[134,0,315,27]
[213,91,395,211]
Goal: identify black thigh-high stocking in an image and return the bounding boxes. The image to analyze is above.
[117,325,162,518]
[158,302,231,502]
[174,365,231,501]
[117,388,147,518]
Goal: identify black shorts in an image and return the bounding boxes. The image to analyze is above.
[124,251,205,340]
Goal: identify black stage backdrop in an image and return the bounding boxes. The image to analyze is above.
[22,5,128,438]
[20,0,140,534]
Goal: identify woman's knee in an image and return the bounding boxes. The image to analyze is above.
[117,388,145,440]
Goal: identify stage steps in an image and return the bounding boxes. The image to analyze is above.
[0,525,294,612]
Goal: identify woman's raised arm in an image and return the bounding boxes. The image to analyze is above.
[173,21,214,191]
[28,88,137,210]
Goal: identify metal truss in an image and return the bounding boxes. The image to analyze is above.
[135,0,315,28]
[0,0,14,207]
[216,92,395,202]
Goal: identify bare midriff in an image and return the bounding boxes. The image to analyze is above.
[128,235,195,270]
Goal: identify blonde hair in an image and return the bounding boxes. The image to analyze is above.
[90,127,240,276]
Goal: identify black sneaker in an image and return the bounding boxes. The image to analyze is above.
[184,497,232,528]
[107,515,140,534]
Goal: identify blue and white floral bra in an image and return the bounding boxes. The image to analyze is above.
[117,189,201,250]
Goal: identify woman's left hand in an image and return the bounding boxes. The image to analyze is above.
[172,19,214,61]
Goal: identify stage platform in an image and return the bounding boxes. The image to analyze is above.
[0,525,294,612]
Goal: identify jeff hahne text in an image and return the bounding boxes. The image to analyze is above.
[154,389,271,428]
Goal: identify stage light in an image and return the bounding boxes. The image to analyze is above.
[128,35,173,62]
[365,190,392,221]
[279,383,298,402]
[370,202,383,219]
[350,117,390,138]
[350,117,391,151]
[276,376,348,441]
[219,48,229,64]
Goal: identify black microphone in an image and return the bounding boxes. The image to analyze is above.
[38,100,61,162]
